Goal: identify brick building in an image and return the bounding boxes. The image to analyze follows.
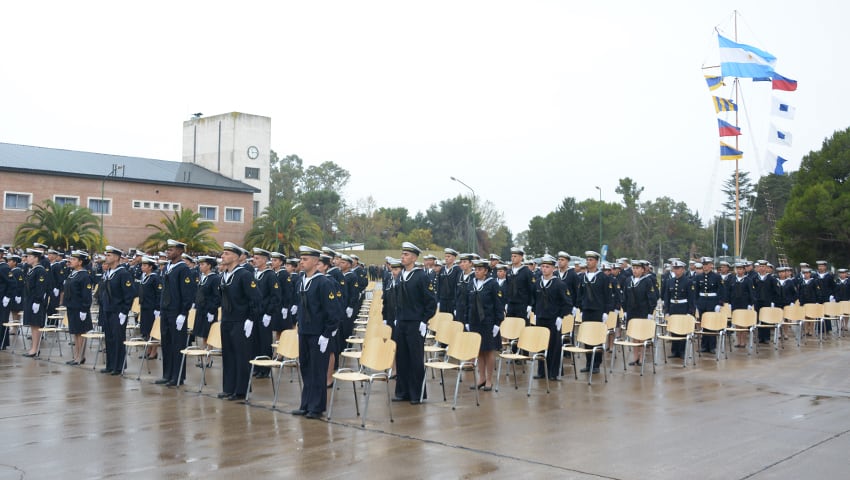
[0,142,259,249]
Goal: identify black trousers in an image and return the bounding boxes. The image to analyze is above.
[0,305,9,348]
[160,312,187,383]
[298,333,330,414]
[393,321,425,400]
[103,311,126,372]
[535,317,561,378]
[697,302,719,350]
[253,319,274,375]
[221,321,251,395]
[581,310,604,368]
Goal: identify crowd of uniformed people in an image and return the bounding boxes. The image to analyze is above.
[2,240,849,421]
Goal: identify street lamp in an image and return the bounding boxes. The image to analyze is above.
[595,186,602,255]
[450,176,477,254]
[100,163,125,246]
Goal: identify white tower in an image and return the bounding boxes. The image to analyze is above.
[182,112,271,218]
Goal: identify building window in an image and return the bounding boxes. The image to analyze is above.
[54,195,79,206]
[253,201,260,219]
[245,167,260,180]
[4,192,31,210]
[88,198,112,215]
[224,207,243,223]
[199,205,218,221]
[133,201,141,208]
[132,200,181,211]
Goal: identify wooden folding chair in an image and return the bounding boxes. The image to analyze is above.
[420,331,482,409]
[657,314,697,366]
[563,322,609,384]
[328,337,396,427]
[247,329,301,408]
[123,316,162,379]
[495,326,551,395]
[610,318,656,376]
[178,321,222,392]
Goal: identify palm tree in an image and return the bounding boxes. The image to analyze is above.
[244,199,322,256]
[14,199,101,250]
[142,208,220,253]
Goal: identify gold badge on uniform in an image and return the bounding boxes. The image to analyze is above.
[39,276,44,282]
[274,283,279,289]
[86,284,92,289]
[428,284,434,291]
[497,291,502,297]
[184,277,191,284]
[125,281,132,287]
[328,292,335,300]
[250,281,257,288]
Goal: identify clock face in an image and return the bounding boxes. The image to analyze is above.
[247,146,259,159]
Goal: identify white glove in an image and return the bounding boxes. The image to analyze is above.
[80,312,87,320]
[243,319,253,338]
[419,321,427,337]
[207,312,214,323]
[493,325,500,337]
[453,309,457,317]
[383,319,387,325]
[331,329,338,337]
[526,305,533,314]
[829,296,835,302]
[770,302,775,308]
[53,288,59,297]
[394,320,397,327]
[32,303,40,314]
[647,314,653,319]
[571,307,577,316]
[623,313,628,321]
[154,310,160,319]
[15,296,21,304]
[504,304,508,313]
[281,308,288,319]
[747,305,753,311]
[318,335,329,353]
[714,305,721,313]
[1,297,8,307]
[556,317,562,331]
[346,307,353,318]
[176,314,186,330]
[119,312,127,325]
[602,313,609,322]
[290,305,298,315]
[465,324,470,331]
[191,303,196,310]
[262,314,271,327]
[437,302,441,311]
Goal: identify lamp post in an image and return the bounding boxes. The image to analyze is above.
[100,163,125,246]
[595,186,602,255]
[450,176,476,254]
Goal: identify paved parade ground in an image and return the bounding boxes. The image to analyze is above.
[1,332,849,479]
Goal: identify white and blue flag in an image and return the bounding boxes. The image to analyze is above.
[718,35,776,79]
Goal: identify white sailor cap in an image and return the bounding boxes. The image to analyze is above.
[585,251,601,259]
[539,254,557,266]
[181,253,195,262]
[444,248,459,256]
[252,247,271,258]
[270,252,285,259]
[510,247,525,255]
[339,254,353,263]
[489,253,502,261]
[104,245,123,256]
[671,260,686,268]
[401,242,421,255]
[140,255,158,266]
[167,239,187,249]
[222,242,244,254]
[299,246,322,257]
[557,251,570,259]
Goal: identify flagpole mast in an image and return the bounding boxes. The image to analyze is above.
[733,11,741,259]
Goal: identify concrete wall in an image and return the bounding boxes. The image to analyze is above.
[1,171,253,252]
[182,112,271,217]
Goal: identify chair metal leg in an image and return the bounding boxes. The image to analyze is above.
[327,379,337,420]
[245,364,256,402]
[352,380,361,416]
[494,357,502,392]
[361,381,372,428]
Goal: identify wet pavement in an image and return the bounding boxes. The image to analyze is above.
[1,333,849,479]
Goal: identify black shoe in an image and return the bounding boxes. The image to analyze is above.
[305,411,322,419]
[628,360,642,366]
[481,385,493,391]
[699,348,710,353]
[154,378,170,385]
[409,400,421,405]
[533,374,545,379]
[217,392,231,399]
[23,352,38,358]
[470,382,485,390]
[391,396,409,402]
[66,359,78,365]
[256,372,270,379]
[110,370,122,376]
[548,377,560,381]
[668,354,682,359]
[709,349,716,354]
[227,394,246,401]
[592,368,600,374]
[291,409,308,416]
[579,368,590,373]
[100,368,112,374]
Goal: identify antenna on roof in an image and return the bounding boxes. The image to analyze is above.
[192,112,203,118]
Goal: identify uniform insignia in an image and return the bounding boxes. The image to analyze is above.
[158,285,163,290]
[250,281,257,288]
[274,283,279,289]
[184,277,191,284]
[336,291,342,298]
[497,291,502,297]
[428,284,434,291]
[287,277,291,283]
[86,284,92,289]
[531,278,536,283]
[328,292,335,300]
[39,276,44,282]
[125,281,132,287]
[340,281,345,285]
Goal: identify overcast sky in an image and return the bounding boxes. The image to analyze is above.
[2,1,845,236]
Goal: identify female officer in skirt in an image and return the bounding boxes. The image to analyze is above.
[63,250,94,365]
[466,259,504,390]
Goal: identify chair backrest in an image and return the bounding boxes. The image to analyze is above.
[758,306,783,325]
[575,310,583,323]
[447,331,482,362]
[730,309,757,328]
[365,324,393,342]
[624,318,655,341]
[275,329,299,359]
[783,304,805,322]
[149,316,162,341]
[574,321,608,347]
[720,303,732,320]
[666,314,696,335]
[361,337,396,372]
[823,302,842,317]
[516,326,550,353]
[436,320,464,345]
[428,313,448,335]
[605,311,618,330]
[561,314,575,335]
[130,297,140,315]
[205,321,222,349]
[500,316,526,341]
[187,308,196,331]
[699,311,727,331]
[803,303,824,319]
[839,300,850,316]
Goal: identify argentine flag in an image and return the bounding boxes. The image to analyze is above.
[718,35,776,79]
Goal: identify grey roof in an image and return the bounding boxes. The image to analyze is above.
[0,142,259,193]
